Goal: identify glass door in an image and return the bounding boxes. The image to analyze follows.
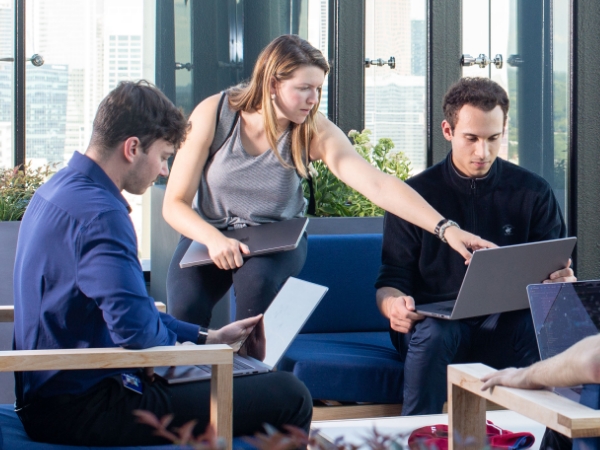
[364,0,427,173]
[462,0,570,217]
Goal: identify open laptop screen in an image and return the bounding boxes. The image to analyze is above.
[528,281,600,361]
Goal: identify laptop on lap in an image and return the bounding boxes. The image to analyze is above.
[416,237,577,320]
[154,277,328,383]
[527,280,600,401]
[179,217,309,268]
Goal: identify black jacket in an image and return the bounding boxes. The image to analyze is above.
[375,153,567,305]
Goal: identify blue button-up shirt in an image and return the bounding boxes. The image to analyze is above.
[14,152,199,403]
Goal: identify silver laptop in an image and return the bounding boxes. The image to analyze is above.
[527,280,600,401]
[416,237,577,320]
[154,277,328,383]
[179,217,309,268]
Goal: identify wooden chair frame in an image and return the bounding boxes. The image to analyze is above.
[0,303,234,449]
[448,363,600,450]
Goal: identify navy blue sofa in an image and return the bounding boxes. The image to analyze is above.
[278,234,405,406]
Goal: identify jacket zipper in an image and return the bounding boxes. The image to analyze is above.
[470,179,477,233]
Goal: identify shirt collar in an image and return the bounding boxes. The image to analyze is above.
[68,151,132,213]
[442,151,501,194]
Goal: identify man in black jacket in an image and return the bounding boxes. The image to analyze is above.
[375,77,576,416]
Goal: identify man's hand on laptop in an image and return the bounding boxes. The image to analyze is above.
[377,287,424,333]
[443,227,497,264]
[543,258,577,283]
[207,231,251,270]
[206,314,263,351]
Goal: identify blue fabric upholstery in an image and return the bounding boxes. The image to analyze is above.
[278,332,403,403]
[0,404,252,449]
[278,234,404,403]
[299,234,388,334]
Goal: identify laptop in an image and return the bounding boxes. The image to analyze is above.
[154,277,328,384]
[416,237,577,320]
[527,280,600,401]
[179,217,309,268]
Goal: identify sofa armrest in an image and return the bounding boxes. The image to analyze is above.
[0,302,167,323]
[447,363,600,449]
[1,345,233,449]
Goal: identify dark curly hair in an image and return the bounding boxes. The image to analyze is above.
[90,80,189,154]
[443,77,509,131]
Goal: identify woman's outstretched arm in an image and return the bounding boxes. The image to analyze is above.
[309,114,495,260]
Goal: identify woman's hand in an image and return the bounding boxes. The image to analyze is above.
[206,233,251,270]
[444,227,497,263]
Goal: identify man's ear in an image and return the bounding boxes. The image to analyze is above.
[122,137,141,163]
[441,120,454,142]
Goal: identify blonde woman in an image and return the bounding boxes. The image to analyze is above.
[163,34,493,326]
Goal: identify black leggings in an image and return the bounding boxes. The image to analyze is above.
[167,234,308,326]
[19,371,312,447]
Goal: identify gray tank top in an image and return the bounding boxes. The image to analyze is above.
[193,93,307,229]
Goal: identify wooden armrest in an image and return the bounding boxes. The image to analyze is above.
[0,344,232,372]
[1,345,234,449]
[0,301,166,323]
[448,363,600,440]
[0,305,13,323]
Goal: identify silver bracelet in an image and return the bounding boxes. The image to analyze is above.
[438,220,460,243]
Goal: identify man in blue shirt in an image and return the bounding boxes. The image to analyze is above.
[13,81,311,446]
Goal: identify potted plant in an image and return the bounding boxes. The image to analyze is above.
[0,163,53,303]
[303,129,412,234]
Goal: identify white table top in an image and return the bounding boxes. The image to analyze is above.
[312,410,546,450]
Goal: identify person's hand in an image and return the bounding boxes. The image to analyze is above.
[386,295,425,334]
[206,232,250,270]
[208,315,263,351]
[543,258,576,283]
[480,367,544,391]
[444,227,497,263]
[238,316,266,361]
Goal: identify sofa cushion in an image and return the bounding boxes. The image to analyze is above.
[298,234,388,334]
[278,332,404,403]
[0,404,252,449]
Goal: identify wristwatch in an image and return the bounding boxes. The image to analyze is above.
[196,326,209,345]
[434,218,460,243]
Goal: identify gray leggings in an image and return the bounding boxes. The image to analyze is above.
[167,234,308,326]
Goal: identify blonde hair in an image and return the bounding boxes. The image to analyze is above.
[228,35,330,178]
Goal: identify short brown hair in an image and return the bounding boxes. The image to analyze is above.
[443,77,509,131]
[90,80,188,153]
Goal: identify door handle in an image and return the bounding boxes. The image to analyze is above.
[0,53,44,67]
[365,56,395,69]
[461,53,503,69]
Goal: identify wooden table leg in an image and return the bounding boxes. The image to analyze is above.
[211,363,233,450]
[448,380,487,450]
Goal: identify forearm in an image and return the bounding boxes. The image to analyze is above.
[520,335,600,387]
[163,197,224,244]
[345,168,443,234]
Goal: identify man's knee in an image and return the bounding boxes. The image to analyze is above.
[410,318,463,348]
[263,372,313,432]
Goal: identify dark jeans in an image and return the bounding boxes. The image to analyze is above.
[167,234,308,325]
[390,309,539,415]
[17,371,312,447]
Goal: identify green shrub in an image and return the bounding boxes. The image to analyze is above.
[0,163,53,221]
[304,129,412,217]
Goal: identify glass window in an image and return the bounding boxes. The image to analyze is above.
[0,0,13,169]
[306,0,328,116]
[22,0,155,259]
[462,0,570,219]
[364,0,427,173]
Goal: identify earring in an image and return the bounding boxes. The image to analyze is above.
[271,94,276,100]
